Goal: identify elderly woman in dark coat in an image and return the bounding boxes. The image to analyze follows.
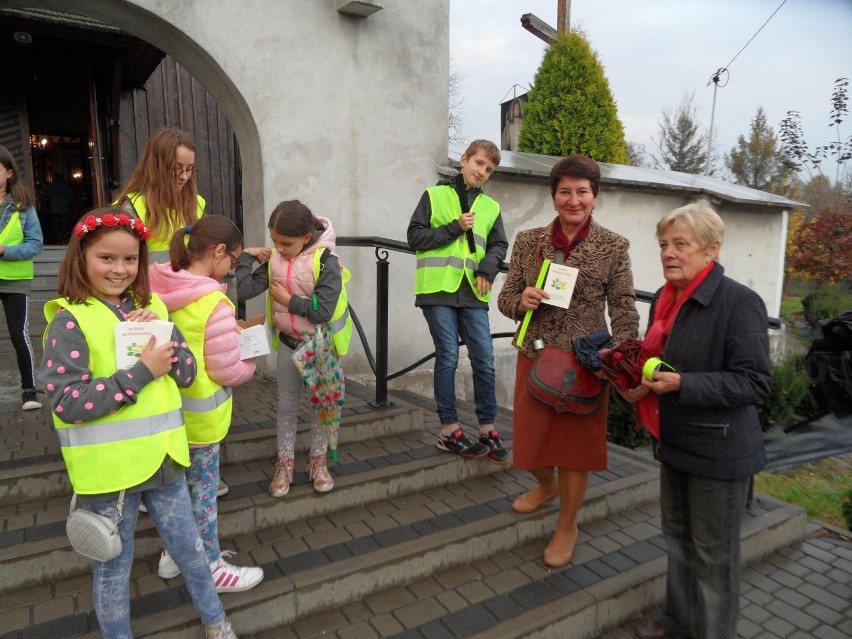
[634,200,772,639]
[497,155,639,567]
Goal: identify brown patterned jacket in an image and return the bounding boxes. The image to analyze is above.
[497,218,639,359]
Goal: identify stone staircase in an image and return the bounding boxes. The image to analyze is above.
[0,373,808,639]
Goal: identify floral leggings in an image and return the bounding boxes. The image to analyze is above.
[185,443,221,563]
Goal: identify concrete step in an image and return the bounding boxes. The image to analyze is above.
[241,494,807,639]
[0,380,424,506]
[0,447,665,638]
[0,417,511,594]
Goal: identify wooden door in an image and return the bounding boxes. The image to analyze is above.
[0,92,33,194]
[87,57,107,208]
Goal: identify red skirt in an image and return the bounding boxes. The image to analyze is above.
[512,351,609,472]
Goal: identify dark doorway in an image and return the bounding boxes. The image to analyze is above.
[24,51,93,244]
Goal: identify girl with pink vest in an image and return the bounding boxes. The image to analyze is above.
[237,200,344,497]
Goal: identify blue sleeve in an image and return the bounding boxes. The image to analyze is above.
[1,207,43,261]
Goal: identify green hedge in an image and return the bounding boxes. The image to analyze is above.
[801,285,852,327]
[843,490,852,531]
[759,353,823,431]
[607,386,651,449]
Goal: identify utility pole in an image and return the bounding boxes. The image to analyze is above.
[557,0,570,34]
[522,1,570,44]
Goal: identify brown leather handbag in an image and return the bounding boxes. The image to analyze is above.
[527,346,603,414]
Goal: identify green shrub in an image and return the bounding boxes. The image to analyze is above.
[842,490,852,531]
[607,386,651,449]
[520,30,629,163]
[759,353,811,431]
[801,284,852,327]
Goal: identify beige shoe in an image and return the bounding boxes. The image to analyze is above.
[307,453,334,492]
[268,457,294,497]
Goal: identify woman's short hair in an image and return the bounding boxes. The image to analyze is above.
[657,200,725,249]
[549,155,601,196]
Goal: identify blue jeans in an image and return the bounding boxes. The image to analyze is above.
[421,306,496,426]
[89,477,225,638]
[660,463,750,639]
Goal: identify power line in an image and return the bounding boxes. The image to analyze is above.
[723,0,788,71]
[703,0,788,175]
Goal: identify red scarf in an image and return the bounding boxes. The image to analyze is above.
[552,216,591,258]
[637,261,717,438]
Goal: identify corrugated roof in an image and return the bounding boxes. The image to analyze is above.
[0,7,121,33]
[447,144,805,210]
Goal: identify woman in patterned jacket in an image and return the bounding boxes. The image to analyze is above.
[497,155,639,568]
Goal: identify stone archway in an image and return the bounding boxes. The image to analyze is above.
[3,0,265,245]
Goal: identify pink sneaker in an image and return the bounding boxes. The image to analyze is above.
[210,551,264,593]
[269,457,294,497]
[307,453,334,492]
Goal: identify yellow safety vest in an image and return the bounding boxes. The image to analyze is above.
[169,290,234,444]
[415,187,500,302]
[123,192,206,254]
[0,210,34,280]
[44,295,188,494]
[267,247,353,356]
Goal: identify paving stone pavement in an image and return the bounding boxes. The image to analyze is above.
[1,302,851,638]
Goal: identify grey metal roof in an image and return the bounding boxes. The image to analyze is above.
[447,144,804,210]
[0,7,121,32]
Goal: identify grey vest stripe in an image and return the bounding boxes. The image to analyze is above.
[472,233,487,251]
[148,249,170,265]
[465,257,481,271]
[56,408,184,448]
[417,255,466,270]
[329,307,350,334]
[181,386,233,413]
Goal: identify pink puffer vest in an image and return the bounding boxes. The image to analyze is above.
[270,248,317,338]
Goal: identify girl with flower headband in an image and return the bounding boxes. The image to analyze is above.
[38,207,240,639]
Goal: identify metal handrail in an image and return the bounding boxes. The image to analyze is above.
[336,236,779,407]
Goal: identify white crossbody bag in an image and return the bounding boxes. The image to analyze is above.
[66,490,126,562]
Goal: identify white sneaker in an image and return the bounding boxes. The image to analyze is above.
[22,390,42,411]
[210,551,264,593]
[205,616,238,639]
[216,479,229,497]
[158,550,180,579]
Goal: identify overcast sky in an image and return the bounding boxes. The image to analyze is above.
[449,0,852,172]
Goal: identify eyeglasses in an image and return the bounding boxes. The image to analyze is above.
[225,250,239,269]
[174,166,197,177]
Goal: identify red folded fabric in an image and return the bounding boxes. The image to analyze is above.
[601,339,660,439]
[600,338,646,392]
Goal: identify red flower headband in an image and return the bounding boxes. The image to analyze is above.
[74,213,152,241]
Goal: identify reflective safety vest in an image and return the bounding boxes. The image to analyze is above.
[267,247,353,356]
[415,186,500,302]
[0,211,34,280]
[123,192,206,261]
[45,295,188,494]
[169,290,234,444]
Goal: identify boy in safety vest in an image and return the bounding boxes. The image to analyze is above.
[407,139,508,463]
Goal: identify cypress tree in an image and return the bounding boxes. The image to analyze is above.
[520,30,629,164]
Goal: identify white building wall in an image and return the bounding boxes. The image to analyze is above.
[457,172,790,408]
[13,0,450,382]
